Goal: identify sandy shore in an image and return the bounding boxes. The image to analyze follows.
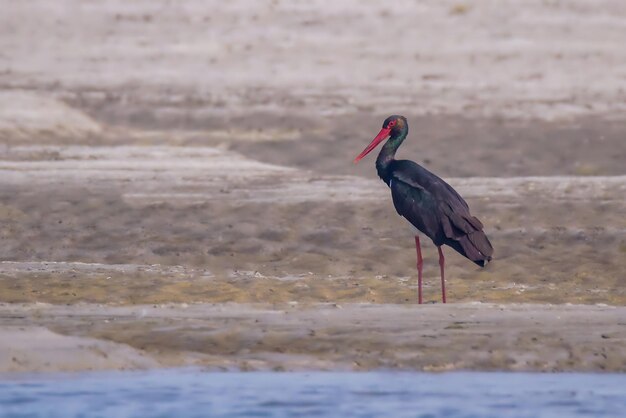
[2,302,625,373]
[0,0,625,373]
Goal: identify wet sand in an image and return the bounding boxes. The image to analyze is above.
[0,0,625,373]
[2,303,625,373]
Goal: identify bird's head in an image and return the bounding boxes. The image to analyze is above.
[354,115,407,163]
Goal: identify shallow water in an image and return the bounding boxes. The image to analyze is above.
[1,370,625,418]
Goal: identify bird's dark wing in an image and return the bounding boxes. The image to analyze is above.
[389,174,441,239]
[388,160,493,266]
[390,160,469,210]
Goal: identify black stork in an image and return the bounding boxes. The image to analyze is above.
[354,115,493,304]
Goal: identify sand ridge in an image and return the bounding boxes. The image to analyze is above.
[1,302,624,372]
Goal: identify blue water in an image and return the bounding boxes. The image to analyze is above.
[1,370,625,418]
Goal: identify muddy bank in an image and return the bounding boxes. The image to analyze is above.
[0,144,624,306]
[1,302,624,373]
[0,326,157,373]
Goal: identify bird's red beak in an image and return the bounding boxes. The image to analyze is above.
[353,127,391,163]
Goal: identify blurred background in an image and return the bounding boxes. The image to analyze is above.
[0,0,625,305]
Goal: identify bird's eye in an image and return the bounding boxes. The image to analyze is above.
[388,120,396,127]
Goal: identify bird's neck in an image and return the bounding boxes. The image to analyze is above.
[376,130,407,183]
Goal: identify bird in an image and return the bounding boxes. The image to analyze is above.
[354,115,493,304]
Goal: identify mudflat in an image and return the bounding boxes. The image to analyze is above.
[0,0,625,373]
[2,303,625,373]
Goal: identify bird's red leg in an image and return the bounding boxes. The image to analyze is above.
[415,236,423,304]
[438,246,446,303]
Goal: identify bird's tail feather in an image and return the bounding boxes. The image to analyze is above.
[447,231,493,267]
